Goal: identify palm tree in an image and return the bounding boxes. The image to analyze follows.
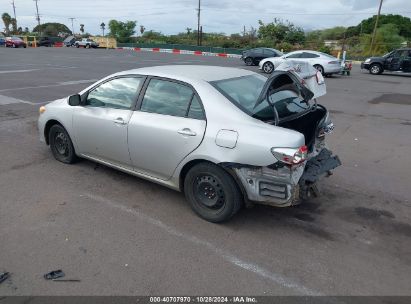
[80,24,84,35]
[2,13,12,35]
[100,22,105,36]
[186,27,192,35]
[140,25,145,35]
[10,18,17,34]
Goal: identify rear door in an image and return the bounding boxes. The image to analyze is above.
[72,76,145,167]
[128,78,206,180]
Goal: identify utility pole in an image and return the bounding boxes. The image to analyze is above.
[197,0,201,46]
[11,0,17,21]
[69,17,75,35]
[33,0,41,27]
[370,0,383,55]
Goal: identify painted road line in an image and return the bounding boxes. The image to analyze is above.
[0,94,47,105]
[0,69,39,74]
[83,192,322,296]
[0,79,98,93]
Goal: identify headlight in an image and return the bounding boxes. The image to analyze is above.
[39,106,46,114]
[364,58,371,63]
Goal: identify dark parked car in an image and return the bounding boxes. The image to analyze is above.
[361,48,411,75]
[37,37,52,47]
[5,37,27,48]
[241,48,283,66]
[0,37,5,46]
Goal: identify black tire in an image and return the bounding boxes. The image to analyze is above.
[76,44,80,48]
[369,63,383,75]
[184,162,243,223]
[262,61,275,74]
[86,44,90,49]
[245,57,254,66]
[49,124,77,164]
[314,64,324,75]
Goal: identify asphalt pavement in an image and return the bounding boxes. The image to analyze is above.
[0,47,411,296]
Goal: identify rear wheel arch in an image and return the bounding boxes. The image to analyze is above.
[179,159,246,200]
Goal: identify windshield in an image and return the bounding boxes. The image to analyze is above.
[211,75,310,121]
[11,37,22,41]
[382,51,394,58]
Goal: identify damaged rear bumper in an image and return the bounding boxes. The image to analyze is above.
[230,148,341,207]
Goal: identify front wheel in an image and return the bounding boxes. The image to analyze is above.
[245,57,254,66]
[262,61,275,74]
[184,163,243,223]
[76,44,80,48]
[369,63,383,75]
[49,124,77,164]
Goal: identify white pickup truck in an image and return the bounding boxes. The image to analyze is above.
[74,38,99,49]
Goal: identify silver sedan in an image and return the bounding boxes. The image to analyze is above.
[259,50,342,76]
[38,65,340,222]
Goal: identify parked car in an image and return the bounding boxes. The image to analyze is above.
[63,35,76,47]
[38,65,340,222]
[259,50,341,76]
[361,48,411,75]
[0,37,5,46]
[241,48,283,66]
[5,37,27,48]
[37,36,52,47]
[74,38,99,48]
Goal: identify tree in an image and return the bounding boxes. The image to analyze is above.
[140,25,145,35]
[10,18,17,34]
[2,13,12,35]
[108,20,136,43]
[33,23,71,36]
[80,24,85,35]
[186,27,192,35]
[258,19,305,46]
[362,24,404,55]
[100,22,106,36]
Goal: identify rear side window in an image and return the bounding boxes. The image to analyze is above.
[300,52,320,58]
[286,53,302,59]
[141,79,205,119]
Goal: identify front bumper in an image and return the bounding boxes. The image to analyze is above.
[361,62,370,70]
[232,148,341,207]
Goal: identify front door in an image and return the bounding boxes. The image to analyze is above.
[128,78,206,180]
[72,76,145,167]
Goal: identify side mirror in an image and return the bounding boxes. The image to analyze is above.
[68,94,81,106]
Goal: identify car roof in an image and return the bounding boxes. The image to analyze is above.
[117,65,257,82]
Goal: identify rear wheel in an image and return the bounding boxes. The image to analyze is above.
[184,163,243,223]
[49,124,77,164]
[262,61,275,74]
[369,63,383,75]
[314,64,324,75]
[76,44,80,48]
[245,57,254,66]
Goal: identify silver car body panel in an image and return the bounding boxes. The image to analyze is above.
[38,65,333,207]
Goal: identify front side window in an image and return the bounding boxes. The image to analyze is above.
[300,52,320,58]
[141,79,205,119]
[86,77,143,109]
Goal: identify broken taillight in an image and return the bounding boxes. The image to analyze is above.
[271,146,308,165]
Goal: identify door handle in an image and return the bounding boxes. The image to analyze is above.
[113,118,126,125]
[178,128,197,136]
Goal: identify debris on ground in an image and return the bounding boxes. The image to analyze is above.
[44,269,65,280]
[0,272,10,284]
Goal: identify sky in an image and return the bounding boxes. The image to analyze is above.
[1,0,411,35]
